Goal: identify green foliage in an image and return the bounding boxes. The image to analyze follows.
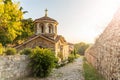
[29,47,57,77]
[20,48,32,55]
[74,42,90,55]
[75,54,81,58]
[0,0,23,46]
[83,57,105,80]
[68,49,80,63]
[54,57,59,68]
[5,48,17,55]
[21,18,34,37]
[68,53,75,63]
[0,43,4,55]
[15,18,34,44]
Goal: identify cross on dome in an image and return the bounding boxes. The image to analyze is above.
[45,8,48,17]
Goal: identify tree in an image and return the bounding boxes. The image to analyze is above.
[14,18,34,44]
[0,0,23,46]
[74,42,90,55]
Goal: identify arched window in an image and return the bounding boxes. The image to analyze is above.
[39,23,44,33]
[48,24,53,33]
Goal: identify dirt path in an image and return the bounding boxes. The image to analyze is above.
[24,57,84,80]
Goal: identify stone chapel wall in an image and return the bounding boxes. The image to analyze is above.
[15,36,55,51]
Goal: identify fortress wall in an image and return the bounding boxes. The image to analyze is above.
[85,9,120,80]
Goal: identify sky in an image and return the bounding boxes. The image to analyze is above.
[15,0,120,43]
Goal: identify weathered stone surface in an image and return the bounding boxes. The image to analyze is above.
[85,9,120,80]
[0,55,31,80]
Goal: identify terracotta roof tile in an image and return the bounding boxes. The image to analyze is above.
[34,16,58,24]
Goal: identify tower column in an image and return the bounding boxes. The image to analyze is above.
[54,26,56,33]
[44,23,48,33]
[55,26,57,34]
[52,24,56,33]
[37,23,40,34]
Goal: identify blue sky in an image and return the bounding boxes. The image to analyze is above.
[15,0,120,43]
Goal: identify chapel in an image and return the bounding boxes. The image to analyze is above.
[15,9,69,60]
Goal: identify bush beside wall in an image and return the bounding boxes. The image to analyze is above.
[29,47,57,77]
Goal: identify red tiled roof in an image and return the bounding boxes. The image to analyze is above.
[34,16,58,24]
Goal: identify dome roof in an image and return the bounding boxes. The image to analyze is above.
[34,9,58,24]
[34,16,58,24]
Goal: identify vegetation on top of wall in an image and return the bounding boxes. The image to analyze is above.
[20,48,33,55]
[83,57,105,80]
[0,43,4,55]
[5,48,17,55]
[29,47,57,77]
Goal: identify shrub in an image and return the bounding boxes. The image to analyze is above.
[20,48,32,55]
[75,54,80,58]
[30,47,57,77]
[0,43,3,55]
[68,53,75,63]
[54,57,59,68]
[5,48,16,55]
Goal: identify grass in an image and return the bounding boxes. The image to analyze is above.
[83,57,105,80]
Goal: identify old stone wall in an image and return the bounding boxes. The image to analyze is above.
[85,9,120,80]
[0,55,31,80]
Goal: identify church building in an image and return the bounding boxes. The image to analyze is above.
[15,9,69,60]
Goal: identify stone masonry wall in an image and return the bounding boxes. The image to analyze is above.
[15,36,55,51]
[85,9,120,80]
[0,55,31,80]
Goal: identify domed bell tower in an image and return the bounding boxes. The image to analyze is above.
[34,9,58,39]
